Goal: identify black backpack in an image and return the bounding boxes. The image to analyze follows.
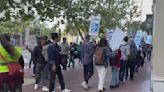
[109,48,117,64]
[128,44,137,61]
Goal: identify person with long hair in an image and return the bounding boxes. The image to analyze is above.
[33,36,49,91]
[95,38,110,92]
[0,34,24,92]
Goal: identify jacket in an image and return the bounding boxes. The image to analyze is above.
[81,41,94,65]
[48,43,60,65]
[60,42,69,55]
[32,45,46,64]
[95,46,110,68]
[120,41,130,61]
[0,46,22,73]
[111,49,121,68]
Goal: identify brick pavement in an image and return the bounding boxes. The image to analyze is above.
[23,61,151,92]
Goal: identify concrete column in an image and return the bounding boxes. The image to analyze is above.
[152,0,164,91]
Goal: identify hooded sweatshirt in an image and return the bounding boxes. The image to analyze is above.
[120,41,130,61]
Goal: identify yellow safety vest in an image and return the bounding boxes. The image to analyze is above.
[0,46,22,73]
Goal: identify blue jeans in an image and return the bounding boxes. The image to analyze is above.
[110,66,119,86]
[119,60,127,82]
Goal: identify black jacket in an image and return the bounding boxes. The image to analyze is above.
[32,45,46,64]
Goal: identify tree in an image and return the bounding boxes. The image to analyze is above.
[124,0,141,31]
[0,0,140,40]
[0,21,23,35]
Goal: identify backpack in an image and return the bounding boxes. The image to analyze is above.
[95,47,105,65]
[128,44,137,61]
[109,50,117,64]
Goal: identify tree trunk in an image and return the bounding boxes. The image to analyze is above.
[74,23,85,41]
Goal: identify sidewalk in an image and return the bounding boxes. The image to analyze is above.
[23,60,151,92]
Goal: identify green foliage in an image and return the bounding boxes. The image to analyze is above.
[0,21,23,35]
[0,0,140,38]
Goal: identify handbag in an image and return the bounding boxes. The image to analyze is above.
[0,52,23,76]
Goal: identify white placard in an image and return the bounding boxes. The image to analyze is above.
[89,15,101,36]
[146,35,152,45]
[110,27,125,51]
[134,30,145,49]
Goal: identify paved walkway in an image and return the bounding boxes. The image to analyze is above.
[22,59,152,92]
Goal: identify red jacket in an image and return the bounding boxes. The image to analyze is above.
[111,49,121,68]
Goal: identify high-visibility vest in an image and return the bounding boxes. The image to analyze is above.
[0,45,22,73]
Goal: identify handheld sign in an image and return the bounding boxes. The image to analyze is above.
[110,27,125,51]
[89,15,101,36]
[146,35,152,45]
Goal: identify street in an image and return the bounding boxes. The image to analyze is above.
[22,50,151,92]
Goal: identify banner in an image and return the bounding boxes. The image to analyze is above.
[110,27,125,51]
[89,15,101,36]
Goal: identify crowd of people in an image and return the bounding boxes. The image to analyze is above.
[0,33,152,92]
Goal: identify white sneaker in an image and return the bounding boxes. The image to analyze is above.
[42,86,49,92]
[62,88,72,92]
[81,81,88,89]
[34,84,39,90]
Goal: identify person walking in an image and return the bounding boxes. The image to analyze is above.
[48,33,71,92]
[110,49,121,89]
[33,36,49,91]
[126,37,138,80]
[80,34,94,90]
[119,36,130,83]
[68,43,76,68]
[26,45,36,77]
[0,34,24,92]
[60,37,69,70]
[95,38,110,92]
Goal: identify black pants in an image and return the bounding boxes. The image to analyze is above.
[49,65,65,92]
[61,54,68,70]
[126,60,135,80]
[83,62,94,83]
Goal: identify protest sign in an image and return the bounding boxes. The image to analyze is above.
[146,35,152,44]
[89,15,101,36]
[110,27,125,51]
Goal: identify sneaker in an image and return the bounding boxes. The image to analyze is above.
[81,81,89,89]
[110,85,116,89]
[62,88,72,92]
[42,86,49,92]
[34,84,38,90]
[98,90,104,92]
[32,74,36,77]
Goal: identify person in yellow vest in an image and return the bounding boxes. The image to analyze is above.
[0,34,24,92]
